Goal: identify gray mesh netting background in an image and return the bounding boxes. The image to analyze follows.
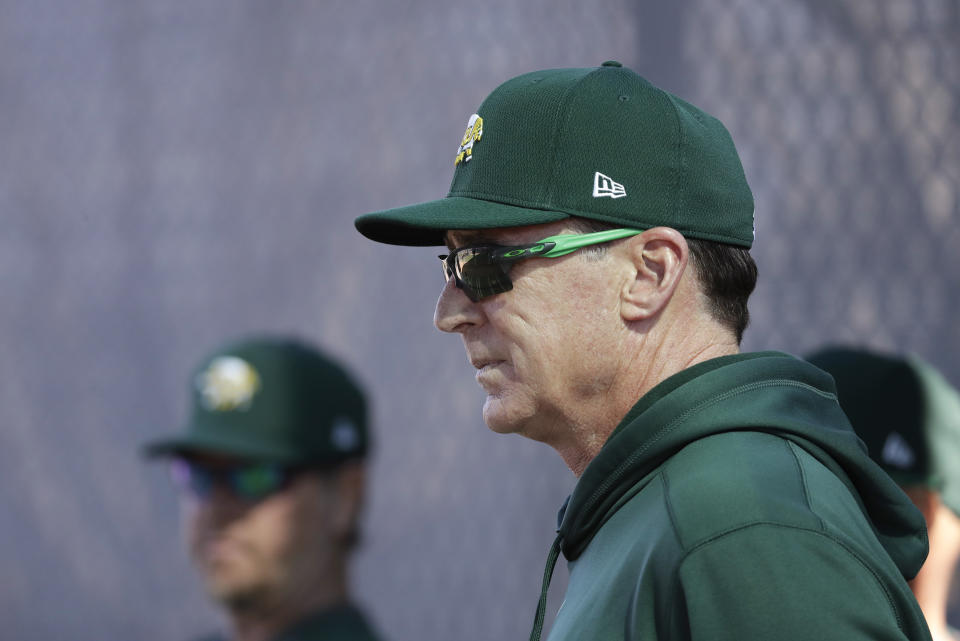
[1,1,957,640]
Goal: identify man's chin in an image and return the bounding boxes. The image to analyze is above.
[202,569,266,609]
[481,396,532,436]
[207,580,267,612]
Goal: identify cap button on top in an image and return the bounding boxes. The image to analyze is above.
[601,60,623,67]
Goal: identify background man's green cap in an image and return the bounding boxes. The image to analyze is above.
[807,346,960,517]
[355,61,754,248]
[143,337,369,465]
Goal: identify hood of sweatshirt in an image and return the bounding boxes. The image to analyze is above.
[556,351,928,581]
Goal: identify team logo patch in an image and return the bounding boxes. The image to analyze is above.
[455,114,483,166]
[196,356,261,412]
[593,172,626,199]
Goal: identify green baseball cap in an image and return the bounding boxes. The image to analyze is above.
[355,61,754,248]
[807,347,960,517]
[143,337,369,465]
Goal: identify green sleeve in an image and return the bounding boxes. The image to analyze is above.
[670,524,928,641]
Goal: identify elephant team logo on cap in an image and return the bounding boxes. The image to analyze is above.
[197,356,261,412]
[455,114,483,166]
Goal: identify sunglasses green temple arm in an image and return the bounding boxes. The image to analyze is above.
[534,228,644,258]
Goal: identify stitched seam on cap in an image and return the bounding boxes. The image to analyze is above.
[664,92,686,226]
[546,68,601,210]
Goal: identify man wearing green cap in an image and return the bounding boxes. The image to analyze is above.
[808,347,960,641]
[355,62,931,640]
[145,337,381,641]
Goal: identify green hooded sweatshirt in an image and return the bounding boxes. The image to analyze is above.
[530,352,931,641]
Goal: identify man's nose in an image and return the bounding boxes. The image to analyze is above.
[434,278,482,333]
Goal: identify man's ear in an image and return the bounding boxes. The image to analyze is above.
[620,227,689,322]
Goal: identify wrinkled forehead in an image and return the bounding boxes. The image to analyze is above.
[444,220,574,250]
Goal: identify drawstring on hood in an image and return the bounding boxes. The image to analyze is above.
[528,535,562,641]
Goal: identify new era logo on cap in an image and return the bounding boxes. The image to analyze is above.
[593,172,626,199]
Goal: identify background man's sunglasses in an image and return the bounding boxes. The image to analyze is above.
[439,228,642,301]
[169,459,316,501]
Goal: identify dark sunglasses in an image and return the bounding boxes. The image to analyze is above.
[439,228,642,301]
[169,459,309,501]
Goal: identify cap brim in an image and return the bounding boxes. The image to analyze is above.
[355,196,572,246]
[141,431,301,463]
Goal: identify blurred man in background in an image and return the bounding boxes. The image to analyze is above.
[144,337,380,641]
[355,61,932,640]
[809,347,960,641]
